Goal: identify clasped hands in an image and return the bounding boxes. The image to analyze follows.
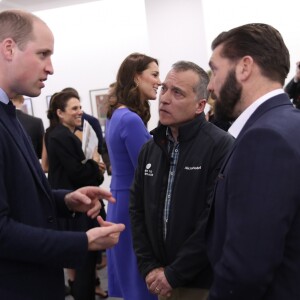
[65,186,125,250]
[146,267,172,298]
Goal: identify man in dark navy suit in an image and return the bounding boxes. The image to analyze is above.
[0,10,125,300]
[11,94,44,158]
[206,23,300,299]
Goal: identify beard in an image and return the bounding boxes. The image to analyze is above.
[214,69,242,122]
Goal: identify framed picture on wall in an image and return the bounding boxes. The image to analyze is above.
[89,88,109,134]
[46,95,52,108]
[22,98,34,116]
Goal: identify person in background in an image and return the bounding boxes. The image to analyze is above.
[0,9,124,300]
[130,61,234,300]
[60,87,108,298]
[105,52,161,300]
[46,91,106,299]
[206,23,300,300]
[284,61,300,109]
[61,87,104,155]
[41,92,58,173]
[11,94,44,158]
[42,88,105,171]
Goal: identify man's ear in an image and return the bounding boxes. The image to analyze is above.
[237,55,254,81]
[195,99,207,115]
[1,38,16,60]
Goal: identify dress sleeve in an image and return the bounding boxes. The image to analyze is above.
[120,112,151,168]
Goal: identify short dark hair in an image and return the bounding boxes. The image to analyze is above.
[212,23,290,85]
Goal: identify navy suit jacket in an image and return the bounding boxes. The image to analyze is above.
[0,103,88,299]
[206,93,300,300]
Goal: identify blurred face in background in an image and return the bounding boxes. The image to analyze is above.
[135,61,161,101]
[57,97,82,132]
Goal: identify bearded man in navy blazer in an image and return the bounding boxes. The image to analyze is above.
[0,10,125,300]
[206,23,300,299]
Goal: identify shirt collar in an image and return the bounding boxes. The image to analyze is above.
[166,127,175,143]
[0,88,10,104]
[228,89,284,138]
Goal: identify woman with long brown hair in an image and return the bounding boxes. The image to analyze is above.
[106,53,161,300]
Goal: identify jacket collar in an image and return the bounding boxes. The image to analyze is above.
[218,93,292,176]
[238,93,292,139]
[151,112,207,144]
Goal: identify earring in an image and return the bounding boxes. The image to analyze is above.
[135,81,139,87]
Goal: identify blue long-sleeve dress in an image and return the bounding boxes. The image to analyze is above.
[105,107,157,300]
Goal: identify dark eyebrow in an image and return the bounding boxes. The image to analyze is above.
[172,86,184,94]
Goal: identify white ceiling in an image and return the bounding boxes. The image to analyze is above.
[0,0,100,12]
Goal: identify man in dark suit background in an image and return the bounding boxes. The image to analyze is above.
[206,23,300,299]
[11,94,44,158]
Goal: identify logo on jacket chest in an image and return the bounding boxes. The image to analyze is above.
[144,163,154,177]
[184,165,202,170]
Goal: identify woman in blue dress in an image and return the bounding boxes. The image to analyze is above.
[105,53,161,300]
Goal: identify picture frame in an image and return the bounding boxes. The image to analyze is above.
[89,88,109,134]
[46,95,52,108]
[22,98,34,116]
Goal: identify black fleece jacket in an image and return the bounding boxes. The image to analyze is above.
[130,113,234,289]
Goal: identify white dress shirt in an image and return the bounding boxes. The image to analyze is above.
[228,89,284,139]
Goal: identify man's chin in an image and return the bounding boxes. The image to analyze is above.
[24,90,41,98]
[158,120,170,126]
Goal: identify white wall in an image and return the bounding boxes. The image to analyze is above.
[32,0,208,132]
[202,0,300,82]
[33,0,150,128]
[144,0,207,130]
[32,0,300,128]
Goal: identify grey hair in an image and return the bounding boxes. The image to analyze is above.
[172,61,209,100]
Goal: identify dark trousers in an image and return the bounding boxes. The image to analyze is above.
[72,251,97,300]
